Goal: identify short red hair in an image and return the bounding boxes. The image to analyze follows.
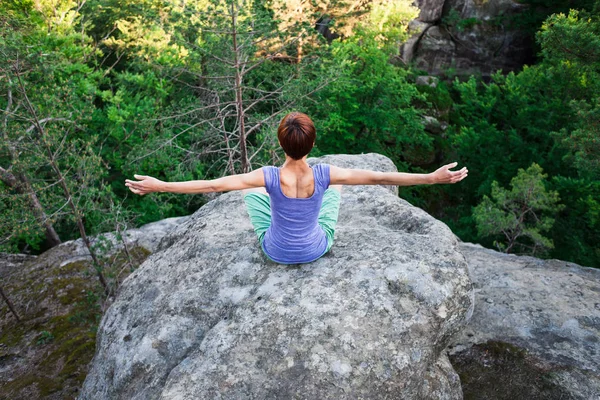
[277,112,316,160]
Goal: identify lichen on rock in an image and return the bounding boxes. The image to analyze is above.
[80,153,474,399]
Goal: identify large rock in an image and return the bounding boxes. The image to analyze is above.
[79,153,474,399]
[450,243,600,399]
[414,0,446,22]
[0,217,189,400]
[402,0,533,78]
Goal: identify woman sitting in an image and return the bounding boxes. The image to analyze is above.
[125,112,468,264]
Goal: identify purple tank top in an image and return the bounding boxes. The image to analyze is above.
[262,164,330,264]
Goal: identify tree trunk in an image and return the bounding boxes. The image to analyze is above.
[18,173,62,247]
[0,169,62,247]
[2,85,62,247]
[0,285,21,322]
[14,68,109,295]
[231,0,250,173]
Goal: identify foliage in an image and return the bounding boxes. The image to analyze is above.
[308,29,430,165]
[536,8,600,67]
[550,176,600,268]
[554,99,600,181]
[0,3,112,252]
[363,0,418,53]
[442,6,600,267]
[36,330,55,345]
[502,0,599,62]
[537,9,600,181]
[473,164,563,255]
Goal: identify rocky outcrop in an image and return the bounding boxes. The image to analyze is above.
[450,243,600,399]
[0,217,188,400]
[79,153,474,399]
[402,0,534,78]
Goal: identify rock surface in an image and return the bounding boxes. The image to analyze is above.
[449,243,600,399]
[54,216,191,269]
[0,217,188,400]
[402,0,534,78]
[79,153,474,400]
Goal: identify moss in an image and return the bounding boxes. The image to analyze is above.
[55,277,89,305]
[117,245,151,263]
[450,340,572,400]
[55,259,91,275]
[0,322,29,347]
[110,246,151,271]
[31,319,97,394]
[35,375,64,397]
[39,331,95,372]
[0,244,152,399]
[61,340,96,381]
[0,373,61,398]
[44,315,76,341]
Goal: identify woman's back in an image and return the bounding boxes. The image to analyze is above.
[279,164,315,199]
[261,164,331,264]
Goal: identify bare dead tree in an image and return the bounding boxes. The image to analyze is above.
[230,0,250,172]
[9,59,109,294]
[130,0,333,175]
[0,78,62,247]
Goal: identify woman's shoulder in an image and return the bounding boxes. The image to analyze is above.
[312,162,331,169]
[312,163,331,187]
[261,165,280,191]
[261,165,280,174]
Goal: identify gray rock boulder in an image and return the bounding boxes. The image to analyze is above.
[402,0,533,78]
[0,253,35,278]
[79,153,474,400]
[422,116,446,135]
[415,75,439,87]
[0,217,189,400]
[450,243,600,399]
[414,0,445,22]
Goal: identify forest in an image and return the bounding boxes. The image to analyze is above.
[1,0,599,275]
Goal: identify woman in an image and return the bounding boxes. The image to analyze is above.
[125,112,468,264]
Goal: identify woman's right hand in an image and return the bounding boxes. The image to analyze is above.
[125,174,164,195]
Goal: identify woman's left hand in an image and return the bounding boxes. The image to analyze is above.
[431,162,468,184]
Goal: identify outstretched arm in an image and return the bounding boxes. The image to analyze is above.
[125,168,265,195]
[329,162,468,186]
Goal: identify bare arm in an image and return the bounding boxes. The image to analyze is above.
[125,168,265,195]
[329,162,468,186]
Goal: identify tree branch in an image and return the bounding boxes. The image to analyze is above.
[0,166,17,187]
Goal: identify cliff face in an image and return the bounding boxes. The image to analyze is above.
[401,0,534,78]
[79,153,474,399]
[450,243,600,399]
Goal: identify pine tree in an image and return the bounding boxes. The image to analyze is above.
[473,163,564,255]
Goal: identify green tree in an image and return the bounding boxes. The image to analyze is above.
[308,29,429,164]
[440,5,600,267]
[554,99,600,181]
[0,1,113,292]
[537,8,600,181]
[473,163,563,255]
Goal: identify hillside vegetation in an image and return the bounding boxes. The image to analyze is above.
[1,0,598,268]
